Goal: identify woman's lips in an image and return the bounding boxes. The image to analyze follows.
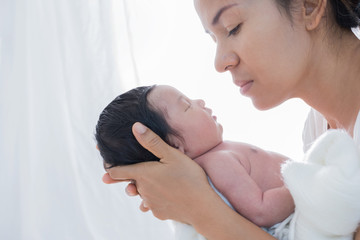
[239,80,254,95]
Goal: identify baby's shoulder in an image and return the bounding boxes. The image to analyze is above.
[217,141,260,155]
[195,148,233,163]
[195,142,249,168]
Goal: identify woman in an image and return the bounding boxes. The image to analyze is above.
[103,0,360,239]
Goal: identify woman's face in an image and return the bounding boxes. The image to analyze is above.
[194,0,311,110]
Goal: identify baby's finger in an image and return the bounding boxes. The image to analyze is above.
[132,122,172,160]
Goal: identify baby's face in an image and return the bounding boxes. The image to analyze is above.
[148,85,223,158]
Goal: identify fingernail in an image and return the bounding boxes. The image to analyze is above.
[134,122,147,134]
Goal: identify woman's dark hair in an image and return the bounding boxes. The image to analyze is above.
[277,0,360,29]
[95,85,178,168]
[328,0,360,28]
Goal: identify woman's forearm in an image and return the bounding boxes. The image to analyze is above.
[190,188,276,240]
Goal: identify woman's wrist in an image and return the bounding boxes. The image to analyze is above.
[189,186,275,240]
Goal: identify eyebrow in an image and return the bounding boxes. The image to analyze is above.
[212,3,238,25]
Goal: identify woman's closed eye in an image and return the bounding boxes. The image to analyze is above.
[228,24,242,37]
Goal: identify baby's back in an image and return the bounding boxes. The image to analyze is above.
[195,140,288,193]
[195,141,293,227]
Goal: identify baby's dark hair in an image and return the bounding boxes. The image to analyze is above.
[95,85,178,168]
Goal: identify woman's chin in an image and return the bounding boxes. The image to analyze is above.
[251,98,284,111]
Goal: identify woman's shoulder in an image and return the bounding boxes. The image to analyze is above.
[352,110,360,146]
[303,109,360,149]
[302,108,328,152]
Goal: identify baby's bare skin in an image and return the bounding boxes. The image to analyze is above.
[194,141,294,227]
[146,85,294,228]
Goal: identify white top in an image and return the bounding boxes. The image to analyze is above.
[302,108,360,152]
[352,26,360,40]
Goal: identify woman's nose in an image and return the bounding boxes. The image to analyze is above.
[214,44,239,73]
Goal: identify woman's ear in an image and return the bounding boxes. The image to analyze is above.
[302,0,327,30]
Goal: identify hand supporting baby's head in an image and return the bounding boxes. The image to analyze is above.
[95,85,175,168]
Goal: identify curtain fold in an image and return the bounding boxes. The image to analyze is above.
[0,0,313,239]
[0,0,173,239]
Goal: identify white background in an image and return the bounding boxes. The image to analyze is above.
[0,0,310,239]
[119,0,310,161]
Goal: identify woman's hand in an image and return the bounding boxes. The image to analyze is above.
[102,173,138,196]
[102,122,276,240]
[103,173,151,211]
[103,122,210,223]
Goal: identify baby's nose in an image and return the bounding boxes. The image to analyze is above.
[196,99,205,107]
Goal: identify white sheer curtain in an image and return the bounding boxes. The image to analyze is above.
[0,0,311,239]
[0,0,173,239]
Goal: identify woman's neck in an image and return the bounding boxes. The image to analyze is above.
[300,30,360,135]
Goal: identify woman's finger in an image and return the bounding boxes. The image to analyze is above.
[107,122,176,181]
[107,122,181,181]
[139,200,150,212]
[125,182,139,196]
[132,122,173,161]
[107,160,157,181]
[102,172,121,184]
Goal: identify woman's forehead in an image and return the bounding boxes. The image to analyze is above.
[194,0,249,27]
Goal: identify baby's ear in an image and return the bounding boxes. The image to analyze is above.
[168,135,185,153]
[176,145,185,154]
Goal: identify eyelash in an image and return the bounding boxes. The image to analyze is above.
[185,102,191,111]
[228,24,241,37]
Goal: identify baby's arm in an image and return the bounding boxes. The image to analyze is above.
[200,151,294,228]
